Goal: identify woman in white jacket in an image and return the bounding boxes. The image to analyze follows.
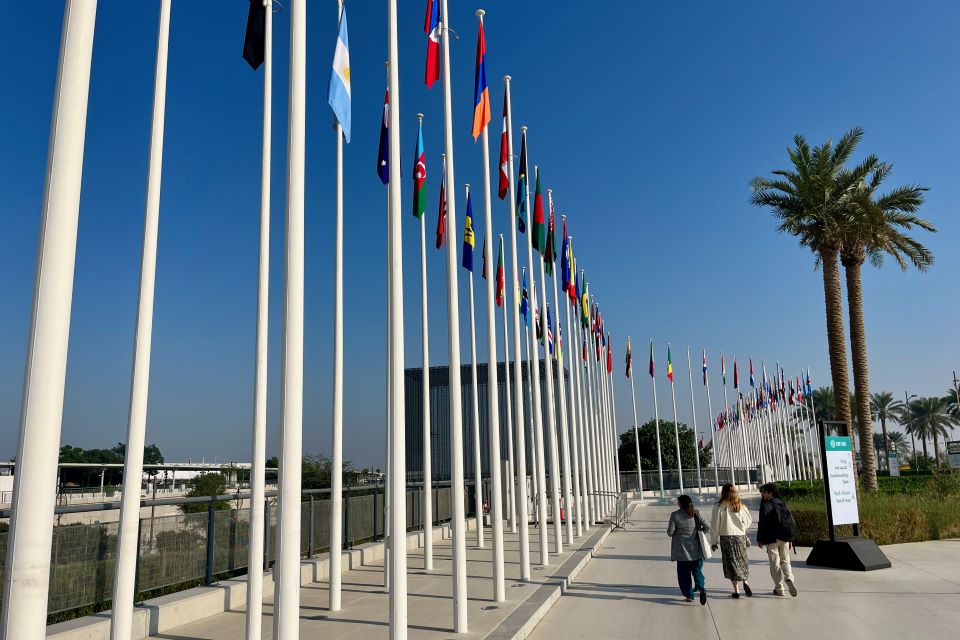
[709,483,753,598]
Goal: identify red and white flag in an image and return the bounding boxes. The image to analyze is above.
[497,90,509,199]
[423,0,441,88]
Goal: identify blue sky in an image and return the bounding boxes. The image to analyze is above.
[2,1,958,468]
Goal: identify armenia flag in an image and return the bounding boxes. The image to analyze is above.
[462,192,475,272]
[471,15,491,139]
[412,118,426,218]
[328,8,352,142]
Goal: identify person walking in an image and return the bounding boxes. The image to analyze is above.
[667,494,710,604]
[709,483,753,598]
[757,483,798,597]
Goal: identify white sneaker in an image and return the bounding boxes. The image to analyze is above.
[786,579,798,597]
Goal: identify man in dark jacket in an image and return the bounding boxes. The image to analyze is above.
[757,484,798,597]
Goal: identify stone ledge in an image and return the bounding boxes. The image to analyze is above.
[46,517,476,640]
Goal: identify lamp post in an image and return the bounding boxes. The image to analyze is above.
[951,372,959,436]
[904,392,918,468]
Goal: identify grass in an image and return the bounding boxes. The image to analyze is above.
[776,473,960,546]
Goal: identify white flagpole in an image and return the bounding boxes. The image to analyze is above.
[704,351,719,492]
[583,300,601,516]
[415,117,434,572]
[597,335,613,512]
[523,156,549,566]
[474,11,505,597]
[439,0,467,628]
[274,0,306,635]
[247,0,272,633]
[628,340,644,497]
[571,282,594,527]
[592,325,609,513]
[499,237,517,534]
[503,77,530,579]
[721,355,733,486]
[607,340,622,497]
[524,319,537,517]
[386,0,408,634]
[539,191,561,554]
[112,3,170,637]
[465,184,484,550]
[686,347,703,494]
[580,304,598,522]
[667,344,684,494]
[550,214,573,545]
[0,2,97,635]
[560,245,582,537]
[328,0,346,612]
[649,341,665,497]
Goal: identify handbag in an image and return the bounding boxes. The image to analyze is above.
[696,513,713,560]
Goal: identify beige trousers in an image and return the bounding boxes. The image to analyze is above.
[765,540,794,592]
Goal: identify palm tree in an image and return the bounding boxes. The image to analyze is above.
[812,387,836,421]
[870,392,903,471]
[838,163,935,490]
[751,129,873,432]
[943,387,960,425]
[909,397,953,467]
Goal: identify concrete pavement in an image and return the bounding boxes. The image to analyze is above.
[526,499,960,640]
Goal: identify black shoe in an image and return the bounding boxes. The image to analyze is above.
[731,593,740,599]
[743,583,753,597]
[700,588,707,605]
[772,591,785,596]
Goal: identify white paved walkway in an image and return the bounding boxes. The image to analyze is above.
[527,499,960,640]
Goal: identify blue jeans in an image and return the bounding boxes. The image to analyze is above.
[677,559,705,597]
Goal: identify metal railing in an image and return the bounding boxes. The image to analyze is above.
[0,481,475,617]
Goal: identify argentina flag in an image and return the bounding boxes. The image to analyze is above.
[328,8,351,142]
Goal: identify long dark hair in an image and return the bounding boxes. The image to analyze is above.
[677,494,695,516]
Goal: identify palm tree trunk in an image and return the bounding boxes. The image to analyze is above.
[843,259,878,491]
[820,250,852,426]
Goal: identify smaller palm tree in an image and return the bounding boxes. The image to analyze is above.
[908,397,953,467]
[813,387,836,421]
[870,392,902,471]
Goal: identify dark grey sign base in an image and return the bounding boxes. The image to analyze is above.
[805,537,891,571]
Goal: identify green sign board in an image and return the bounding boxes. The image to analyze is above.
[825,436,852,452]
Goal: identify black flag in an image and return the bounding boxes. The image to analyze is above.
[243,0,266,70]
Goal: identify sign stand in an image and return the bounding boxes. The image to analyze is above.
[805,420,891,571]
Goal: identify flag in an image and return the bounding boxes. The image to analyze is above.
[423,0,441,88]
[580,274,588,326]
[733,357,739,389]
[666,345,674,383]
[582,334,587,362]
[805,368,813,396]
[544,196,556,275]
[749,357,755,387]
[607,340,613,374]
[698,435,705,449]
[471,16,491,139]
[516,131,528,233]
[242,0,266,70]
[702,350,708,386]
[462,193,475,272]
[721,352,726,385]
[481,236,487,280]
[377,88,390,184]
[648,340,655,378]
[498,91,509,199]
[435,156,446,248]
[546,305,554,353]
[412,118,426,218]
[495,237,505,307]
[535,308,543,342]
[625,337,632,378]
[532,168,545,254]
[520,269,529,324]
[328,8,352,142]
[560,219,570,292]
